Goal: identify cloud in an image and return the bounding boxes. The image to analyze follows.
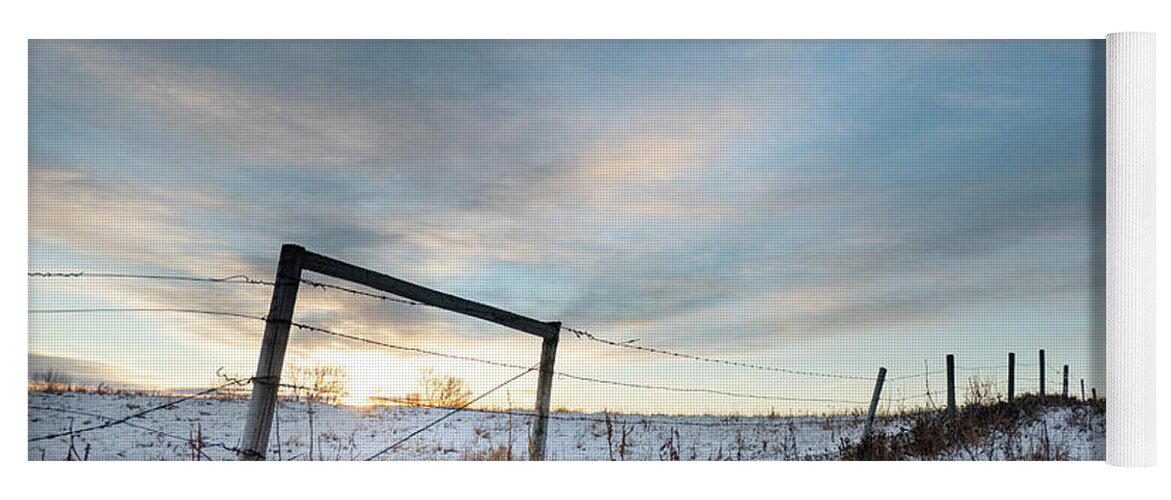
[29,353,148,389]
[28,40,1105,369]
[29,166,240,272]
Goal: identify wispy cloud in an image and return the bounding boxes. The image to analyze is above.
[28,40,1105,404]
[30,166,239,272]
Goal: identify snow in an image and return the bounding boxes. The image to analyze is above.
[922,406,1106,461]
[27,391,1103,461]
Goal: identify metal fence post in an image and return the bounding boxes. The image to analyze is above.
[1039,349,1046,395]
[1008,352,1015,403]
[946,354,956,416]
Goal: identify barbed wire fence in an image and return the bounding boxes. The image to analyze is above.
[27,270,1096,460]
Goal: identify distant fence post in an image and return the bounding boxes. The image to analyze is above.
[1062,365,1070,398]
[529,324,560,461]
[1081,379,1086,401]
[239,244,305,460]
[1039,349,1046,396]
[946,354,956,416]
[1092,388,1098,400]
[862,367,887,440]
[1007,352,1015,403]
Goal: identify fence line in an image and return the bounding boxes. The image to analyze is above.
[29,271,909,385]
[364,365,537,460]
[261,378,873,427]
[299,277,424,306]
[551,370,867,405]
[888,368,947,381]
[564,326,873,381]
[29,271,275,286]
[28,405,235,459]
[28,307,867,406]
[30,307,267,322]
[29,271,929,385]
[28,377,251,443]
[29,269,1094,460]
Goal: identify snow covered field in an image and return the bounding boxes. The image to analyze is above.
[28,391,1104,461]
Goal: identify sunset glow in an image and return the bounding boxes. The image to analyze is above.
[29,40,1105,416]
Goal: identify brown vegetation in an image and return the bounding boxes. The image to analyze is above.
[404,368,472,408]
[842,394,1101,461]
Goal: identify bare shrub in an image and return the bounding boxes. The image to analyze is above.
[34,370,72,394]
[659,427,681,460]
[777,420,801,460]
[407,368,471,408]
[288,364,350,405]
[600,411,633,460]
[286,363,349,461]
[965,375,1000,407]
[1025,420,1071,461]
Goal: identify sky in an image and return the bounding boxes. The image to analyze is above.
[28,40,1105,415]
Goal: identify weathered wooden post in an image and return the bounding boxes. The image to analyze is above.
[862,367,887,440]
[1081,379,1087,401]
[1092,388,1098,400]
[1007,352,1016,403]
[239,244,304,460]
[1062,365,1070,398]
[946,354,956,416]
[529,324,560,461]
[1039,349,1046,396]
[237,245,561,460]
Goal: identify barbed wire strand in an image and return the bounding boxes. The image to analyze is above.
[27,405,235,459]
[365,366,537,461]
[371,397,894,428]
[28,270,428,307]
[888,369,947,381]
[28,271,1046,384]
[277,320,867,405]
[28,270,1085,455]
[30,271,920,386]
[28,271,275,286]
[28,377,251,443]
[886,392,933,403]
[564,326,874,381]
[261,381,817,427]
[283,319,529,371]
[550,371,866,405]
[298,277,423,306]
[29,308,267,322]
[29,307,868,406]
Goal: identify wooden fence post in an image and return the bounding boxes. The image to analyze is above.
[1039,349,1046,396]
[1081,379,1086,401]
[1092,388,1097,400]
[862,367,887,440]
[239,244,304,460]
[946,354,956,416]
[529,324,560,461]
[1008,352,1015,403]
[1062,365,1070,398]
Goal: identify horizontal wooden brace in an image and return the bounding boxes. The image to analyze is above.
[300,248,559,339]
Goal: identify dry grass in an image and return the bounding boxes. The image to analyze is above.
[842,394,1098,461]
[460,444,513,461]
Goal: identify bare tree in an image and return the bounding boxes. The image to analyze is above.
[408,368,471,407]
[35,370,72,393]
[288,363,349,460]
